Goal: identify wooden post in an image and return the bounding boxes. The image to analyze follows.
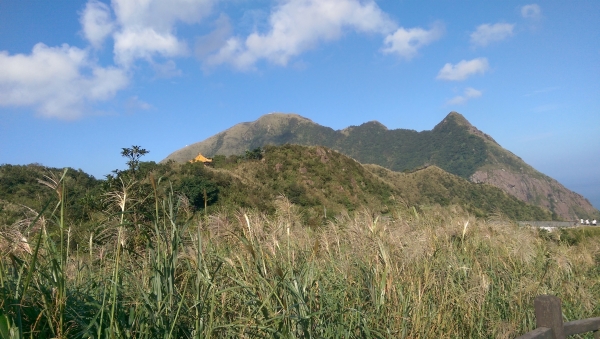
[534,295,566,339]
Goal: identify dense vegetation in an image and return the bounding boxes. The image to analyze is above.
[1,179,599,338]
[365,164,552,221]
[2,144,597,338]
[332,115,488,178]
[0,164,101,226]
[0,144,552,231]
[171,112,489,180]
[165,112,600,221]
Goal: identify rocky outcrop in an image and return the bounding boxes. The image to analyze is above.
[470,168,596,220]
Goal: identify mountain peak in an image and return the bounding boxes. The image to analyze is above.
[445,111,472,127]
[435,111,473,129]
[435,111,498,146]
[365,120,388,130]
[257,112,312,121]
[252,112,315,126]
[162,111,599,219]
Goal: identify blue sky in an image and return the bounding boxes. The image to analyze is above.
[0,0,599,208]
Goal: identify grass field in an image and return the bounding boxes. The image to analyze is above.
[1,178,599,338]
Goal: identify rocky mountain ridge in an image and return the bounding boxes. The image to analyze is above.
[164,112,599,220]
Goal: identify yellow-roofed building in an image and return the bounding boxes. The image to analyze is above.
[190,153,213,165]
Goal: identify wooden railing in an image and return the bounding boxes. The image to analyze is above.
[516,295,600,339]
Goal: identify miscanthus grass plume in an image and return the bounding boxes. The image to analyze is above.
[1,175,599,338]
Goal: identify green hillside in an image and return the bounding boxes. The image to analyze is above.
[3,161,599,338]
[166,112,487,179]
[0,144,553,235]
[364,164,551,220]
[0,164,100,225]
[163,112,599,220]
[3,144,596,338]
[334,114,488,178]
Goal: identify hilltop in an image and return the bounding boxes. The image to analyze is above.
[212,144,552,220]
[0,144,555,226]
[164,112,599,220]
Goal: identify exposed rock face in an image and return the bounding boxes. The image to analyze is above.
[471,169,595,220]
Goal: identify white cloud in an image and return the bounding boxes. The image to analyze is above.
[195,14,233,59]
[0,43,128,119]
[436,58,489,81]
[446,87,482,105]
[112,0,213,31]
[382,22,444,59]
[521,4,541,19]
[1,0,218,119]
[78,0,441,70]
[206,0,398,69]
[470,23,514,47]
[113,27,188,66]
[95,0,215,67]
[80,0,114,48]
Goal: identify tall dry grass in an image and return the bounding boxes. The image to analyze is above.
[1,184,599,338]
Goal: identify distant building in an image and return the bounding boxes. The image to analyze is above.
[190,153,213,165]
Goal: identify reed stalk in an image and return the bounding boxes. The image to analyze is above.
[1,181,599,338]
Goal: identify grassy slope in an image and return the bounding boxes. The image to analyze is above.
[0,164,100,225]
[364,164,552,220]
[203,145,551,221]
[165,112,488,180]
[0,145,553,227]
[164,112,599,220]
[1,187,599,338]
[1,148,599,338]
